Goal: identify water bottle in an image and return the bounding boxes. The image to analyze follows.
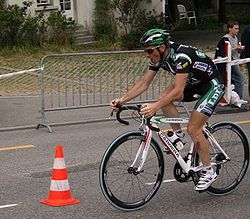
[167,131,184,151]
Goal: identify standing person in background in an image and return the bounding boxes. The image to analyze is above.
[215,21,245,99]
[240,25,250,98]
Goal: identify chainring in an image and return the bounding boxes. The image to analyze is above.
[173,158,191,183]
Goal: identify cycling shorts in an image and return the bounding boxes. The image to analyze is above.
[183,77,225,117]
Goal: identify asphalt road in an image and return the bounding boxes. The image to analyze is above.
[0,110,250,218]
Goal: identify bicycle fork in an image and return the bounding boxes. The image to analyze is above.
[130,127,152,173]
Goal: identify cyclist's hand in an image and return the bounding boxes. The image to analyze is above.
[110,99,122,112]
[140,103,157,118]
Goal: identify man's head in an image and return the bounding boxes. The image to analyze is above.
[140,29,170,47]
[227,21,239,36]
[139,29,171,63]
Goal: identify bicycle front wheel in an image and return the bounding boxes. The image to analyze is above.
[99,131,165,211]
[193,121,249,195]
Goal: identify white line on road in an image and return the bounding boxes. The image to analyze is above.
[0,204,18,209]
[146,178,176,185]
[163,179,177,183]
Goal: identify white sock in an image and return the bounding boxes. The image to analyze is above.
[174,129,185,138]
[203,165,213,174]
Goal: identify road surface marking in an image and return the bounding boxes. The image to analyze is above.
[0,145,36,151]
[0,204,18,209]
[146,179,176,185]
[235,120,250,124]
[163,179,177,183]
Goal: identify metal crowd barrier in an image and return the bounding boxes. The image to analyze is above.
[37,50,175,132]
[37,47,250,132]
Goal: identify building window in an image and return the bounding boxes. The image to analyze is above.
[60,0,71,10]
[37,0,50,6]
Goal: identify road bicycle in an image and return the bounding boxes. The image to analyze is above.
[99,105,249,211]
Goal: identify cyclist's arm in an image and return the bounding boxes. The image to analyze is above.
[140,73,188,117]
[163,73,188,102]
[111,69,157,109]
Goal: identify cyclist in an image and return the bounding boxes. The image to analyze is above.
[110,29,225,191]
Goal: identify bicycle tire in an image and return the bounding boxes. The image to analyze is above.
[99,131,165,211]
[193,121,249,195]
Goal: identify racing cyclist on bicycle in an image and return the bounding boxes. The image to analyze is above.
[110,29,225,191]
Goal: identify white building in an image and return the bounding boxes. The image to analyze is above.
[4,0,164,31]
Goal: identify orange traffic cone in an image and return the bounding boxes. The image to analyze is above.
[40,145,80,206]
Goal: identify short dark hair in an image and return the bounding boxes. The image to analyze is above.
[227,21,239,29]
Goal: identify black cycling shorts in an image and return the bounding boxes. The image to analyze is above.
[183,77,225,117]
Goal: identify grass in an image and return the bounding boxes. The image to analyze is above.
[0,40,143,77]
[0,42,248,98]
[0,44,149,97]
[0,45,85,96]
[0,44,95,74]
[0,41,130,68]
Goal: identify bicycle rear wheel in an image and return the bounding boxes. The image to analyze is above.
[99,131,165,211]
[193,121,249,195]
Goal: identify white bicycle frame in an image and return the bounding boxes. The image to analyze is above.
[131,116,229,175]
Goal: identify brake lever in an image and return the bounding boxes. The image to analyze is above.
[109,110,114,119]
[109,100,121,119]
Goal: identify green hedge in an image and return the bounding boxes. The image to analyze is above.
[0,1,75,48]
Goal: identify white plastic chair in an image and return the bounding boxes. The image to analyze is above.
[177,4,197,26]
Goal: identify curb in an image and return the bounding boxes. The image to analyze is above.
[0,117,119,132]
[215,103,250,114]
[0,125,37,132]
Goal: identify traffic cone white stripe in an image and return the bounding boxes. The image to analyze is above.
[50,179,70,191]
[53,158,66,169]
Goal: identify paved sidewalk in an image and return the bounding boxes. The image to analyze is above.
[0,87,248,132]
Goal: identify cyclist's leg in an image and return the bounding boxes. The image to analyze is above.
[188,112,218,191]
[159,85,183,131]
[187,111,211,166]
[188,78,225,190]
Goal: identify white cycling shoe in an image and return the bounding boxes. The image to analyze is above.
[194,170,217,191]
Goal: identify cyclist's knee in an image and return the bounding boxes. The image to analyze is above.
[187,124,194,137]
[187,124,202,140]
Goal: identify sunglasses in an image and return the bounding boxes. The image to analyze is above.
[144,45,160,54]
